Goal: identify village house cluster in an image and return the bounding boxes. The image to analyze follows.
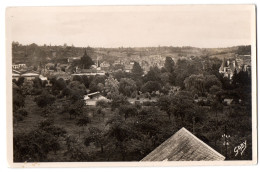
[219,55,251,80]
[13,50,251,86]
[12,50,167,85]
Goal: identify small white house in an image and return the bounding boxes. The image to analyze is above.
[84,92,109,106]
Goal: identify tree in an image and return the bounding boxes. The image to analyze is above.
[204,75,222,92]
[17,108,28,117]
[73,75,83,83]
[143,66,161,83]
[67,81,86,97]
[184,74,222,96]
[158,91,195,125]
[112,64,124,71]
[64,134,90,161]
[93,75,107,85]
[210,99,223,125]
[237,45,251,55]
[62,87,72,97]
[21,81,33,95]
[34,91,55,116]
[104,76,119,98]
[13,87,25,111]
[110,94,129,110]
[158,95,173,120]
[13,120,66,162]
[173,91,195,121]
[113,70,130,81]
[13,108,28,123]
[232,70,251,87]
[184,74,205,96]
[136,106,164,136]
[14,130,60,162]
[89,76,107,93]
[141,81,161,93]
[76,116,91,135]
[160,73,170,85]
[131,62,143,78]
[106,115,139,160]
[96,107,106,121]
[119,78,137,97]
[38,119,67,138]
[82,75,90,88]
[34,91,55,108]
[81,50,94,69]
[33,77,42,89]
[97,83,105,92]
[174,59,202,88]
[42,80,48,88]
[209,85,222,95]
[68,99,85,119]
[119,104,138,120]
[51,78,67,95]
[16,77,25,87]
[164,56,175,73]
[84,127,106,153]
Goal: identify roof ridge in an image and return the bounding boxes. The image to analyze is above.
[180,127,225,159]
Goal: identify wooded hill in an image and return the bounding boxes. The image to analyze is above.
[12,41,251,67]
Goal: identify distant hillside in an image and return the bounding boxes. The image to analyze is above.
[11,41,251,66]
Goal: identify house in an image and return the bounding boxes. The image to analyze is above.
[21,72,39,81]
[45,63,55,70]
[100,61,110,71]
[124,63,134,73]
[241,64,251,75]
[219,57,251,79]
[55,73,71,81]
[12,64,26,70]
[67,56,81,63]
[12,70,21,81]
[12,64,19,69]
[84,92,109,106]
[141,127,225,161]
[113,60,122,66]
[72,69,106,76]
[223,98,233,105]
[39,75,52,87]
[219,58,240,79]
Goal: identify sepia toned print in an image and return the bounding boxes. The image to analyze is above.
[6,5,257,167]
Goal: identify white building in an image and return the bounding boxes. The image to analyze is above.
[12,70,21,81]
[21,72,39,81]
[12,64,26,69]
[84,92,109,106]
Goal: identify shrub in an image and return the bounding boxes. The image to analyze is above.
[13,113,25,122]
[131,91,137,98]
[17,108,28,117]
[96,99,109,108]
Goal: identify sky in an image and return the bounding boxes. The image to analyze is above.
[6,5,255,48]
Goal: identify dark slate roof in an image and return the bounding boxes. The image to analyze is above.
[141,127,225,161]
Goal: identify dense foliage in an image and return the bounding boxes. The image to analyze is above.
[13,49,252,161]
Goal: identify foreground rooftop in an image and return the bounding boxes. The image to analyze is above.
[141,127,225,161]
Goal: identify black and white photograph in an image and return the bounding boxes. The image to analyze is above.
[6,5,257,167]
